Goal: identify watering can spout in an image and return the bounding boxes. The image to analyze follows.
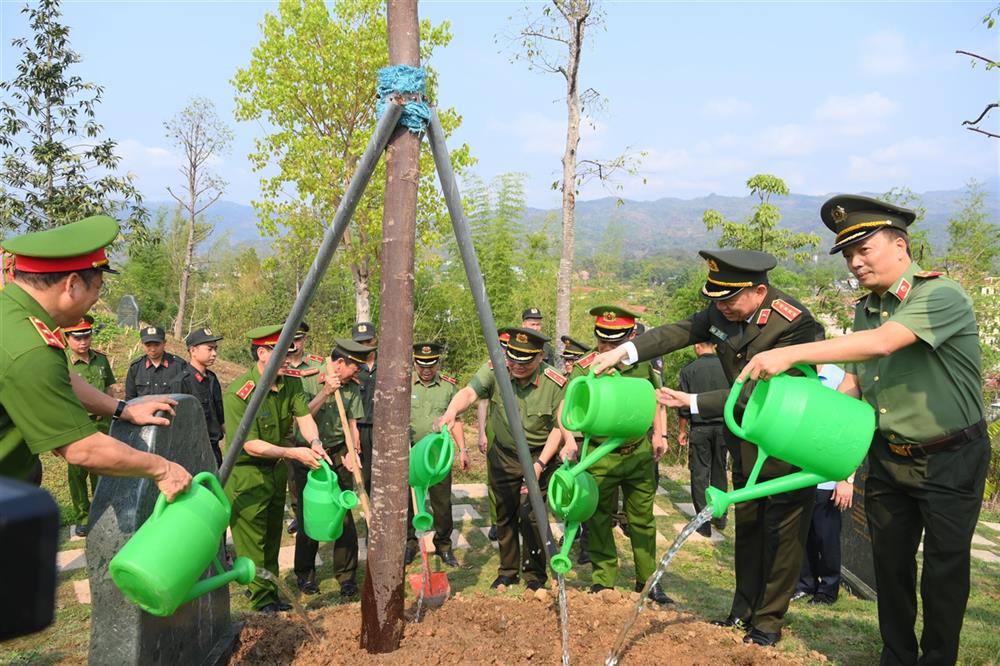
[411,487,433,531]
[182,556,256,606]
[550,522,580,574]
[705,471,830,519]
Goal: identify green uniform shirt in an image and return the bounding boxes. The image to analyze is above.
[469,362,566,451]
[848,263,983,443]
[287,353,327,446]
[0,284,97,480]
[223,364,310,464]
[311,381,363,450]
[570,354,662,444]
[410,371,458,443]
[67,349,116,431]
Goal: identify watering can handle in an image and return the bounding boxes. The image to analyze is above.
[723,363,818,441]
[152,471,228,520]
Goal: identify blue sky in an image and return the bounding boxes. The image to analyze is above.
[2,1,998,209]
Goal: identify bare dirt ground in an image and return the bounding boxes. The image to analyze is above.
[232,589,813,665]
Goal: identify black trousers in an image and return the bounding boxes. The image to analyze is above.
[866,433,989,666]
[407,469,455,553]
[796,487,841,599]
[358,423,373,495]
[688,424,728,523]
[290,454,359,585]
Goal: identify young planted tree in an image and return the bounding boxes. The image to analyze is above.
[0,0,145,234]
[232,0,470,321]
[702,174,820,263]
[956,5,1000,139]
[510,0,643,353]
[164,97,233,339]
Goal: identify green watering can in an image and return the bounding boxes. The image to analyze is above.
[409,429,454,531]
[548,460,599,574]
[303,459,359,542]
[707,364,876,518]
[109,472,256,617]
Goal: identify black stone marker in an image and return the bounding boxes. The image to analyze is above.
[840,458,877,600]
[87,394,240,665]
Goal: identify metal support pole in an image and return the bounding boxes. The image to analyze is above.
[425,109,556,559]
[217,102,404,486]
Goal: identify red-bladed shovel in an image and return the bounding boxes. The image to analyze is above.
[407,488,450,607]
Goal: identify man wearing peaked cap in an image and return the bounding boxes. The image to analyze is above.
[222,324,334,613]
[405,342,468,568]
[589,249,819,646]
[559,335,589,374]
[564,306,671,604]
[125,325,196,401]
[477,328,514,541]
[438,326,574,590]
[289,336,369,599]
[521,307,555,364]
[64,314,116,536]
[0,215,191,503]
[741,194,986,664]
[283,320,324,536]
[351,322,378,493]
[184,327,225,467]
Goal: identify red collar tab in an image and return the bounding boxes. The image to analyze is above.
[894,278,912,301]
[194,371,204,383]
[14,247,110,273]
[236,380,255,400]
[756,309,771,326]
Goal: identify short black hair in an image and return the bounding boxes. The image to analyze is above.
[330,348,362,367]
[880,227,911,258]
[13,268,101,289]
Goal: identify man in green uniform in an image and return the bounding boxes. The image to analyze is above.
[184,327,225,466]
[222,324,332,613]
[405,342,469,567]
[124,326,195,399]
[438,328,571,590]
[740,195,987,665]
[591,250,819,646]
[559,335,589,374]
[565,306,671,604]
[678,342,730,537]
[289,338,370,598]
[63,315,115,536]
[521,308,556,365]
[0,215,190,499]
[477,329,510,542]
[283,321,325,535]
[353,321,377,493]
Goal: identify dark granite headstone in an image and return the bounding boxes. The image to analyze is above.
[117,295,140,329]
[86,394,238,665]
[840,458,877,600]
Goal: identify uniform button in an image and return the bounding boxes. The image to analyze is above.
[888,433,896,440]
[879,408,887,414]
[881,311,889,318]
[736,353,743,359]
[874,375,879,381]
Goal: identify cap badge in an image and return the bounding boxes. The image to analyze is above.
[146,327,156,334]
[603,311,617,322]
[515,333,528,343]
[358,324,367,332]
[706,259,719,272]
[832,205,847,223]
[422,345,431,353]
[203,328,212,336]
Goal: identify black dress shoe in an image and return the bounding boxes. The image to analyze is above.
[638,581,674,605]
[436,551,459,567]
[743,628,781,646]
[488,524,498,541]
[296,576,319,595]
[809,593,836,605]
[287,519,298,535]
[577,549,591,565]
[257,602,281,614]
[589,583,610,594]
[790,590,810,603]
[711,614,749,630]
[490,575,519,589]
[277,601,292,611]
[712,518,727,532]
[340,581,359,598]
[74,524,88,538]
[525,580,546,591]
[404,546,417,566]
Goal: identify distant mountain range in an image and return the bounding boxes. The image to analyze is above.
[145,177,999,258]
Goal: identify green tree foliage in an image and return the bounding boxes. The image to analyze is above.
[232,0,472,320]
[703,174,820,264]
[944,179,1000,280]
[882,186,933,263]
[0,0,146,234]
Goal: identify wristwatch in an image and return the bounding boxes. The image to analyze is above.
[112,399,127,421]
[846,474,856,484]
[310,438,323,447]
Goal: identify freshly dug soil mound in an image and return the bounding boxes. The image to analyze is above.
[231,589,806,665]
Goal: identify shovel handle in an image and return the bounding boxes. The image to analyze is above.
[334,388,372,524]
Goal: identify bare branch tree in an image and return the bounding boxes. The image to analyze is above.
[164,97,233,339]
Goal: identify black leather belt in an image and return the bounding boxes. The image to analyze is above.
[886,419,986,458]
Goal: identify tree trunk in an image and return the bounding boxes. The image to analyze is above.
[352,258,372,321]
[359,0,420,653]
[175,201,197,340]
[554,11,586,354]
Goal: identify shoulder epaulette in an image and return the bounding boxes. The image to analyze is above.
[914,271,943,279]
[440,373,457,385]
[544,367,567,388]
[771,299,802,322]
[29,317,65,349]
[283,367,320,378]
[307,354,325,363]
[236,380,256,400]
[577,351,597,369]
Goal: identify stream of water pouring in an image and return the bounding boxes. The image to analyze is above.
[557,573,570,666]
[256,569,320,641]
[604,505,715,666]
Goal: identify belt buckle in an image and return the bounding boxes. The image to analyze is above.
[889,442,912,457]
